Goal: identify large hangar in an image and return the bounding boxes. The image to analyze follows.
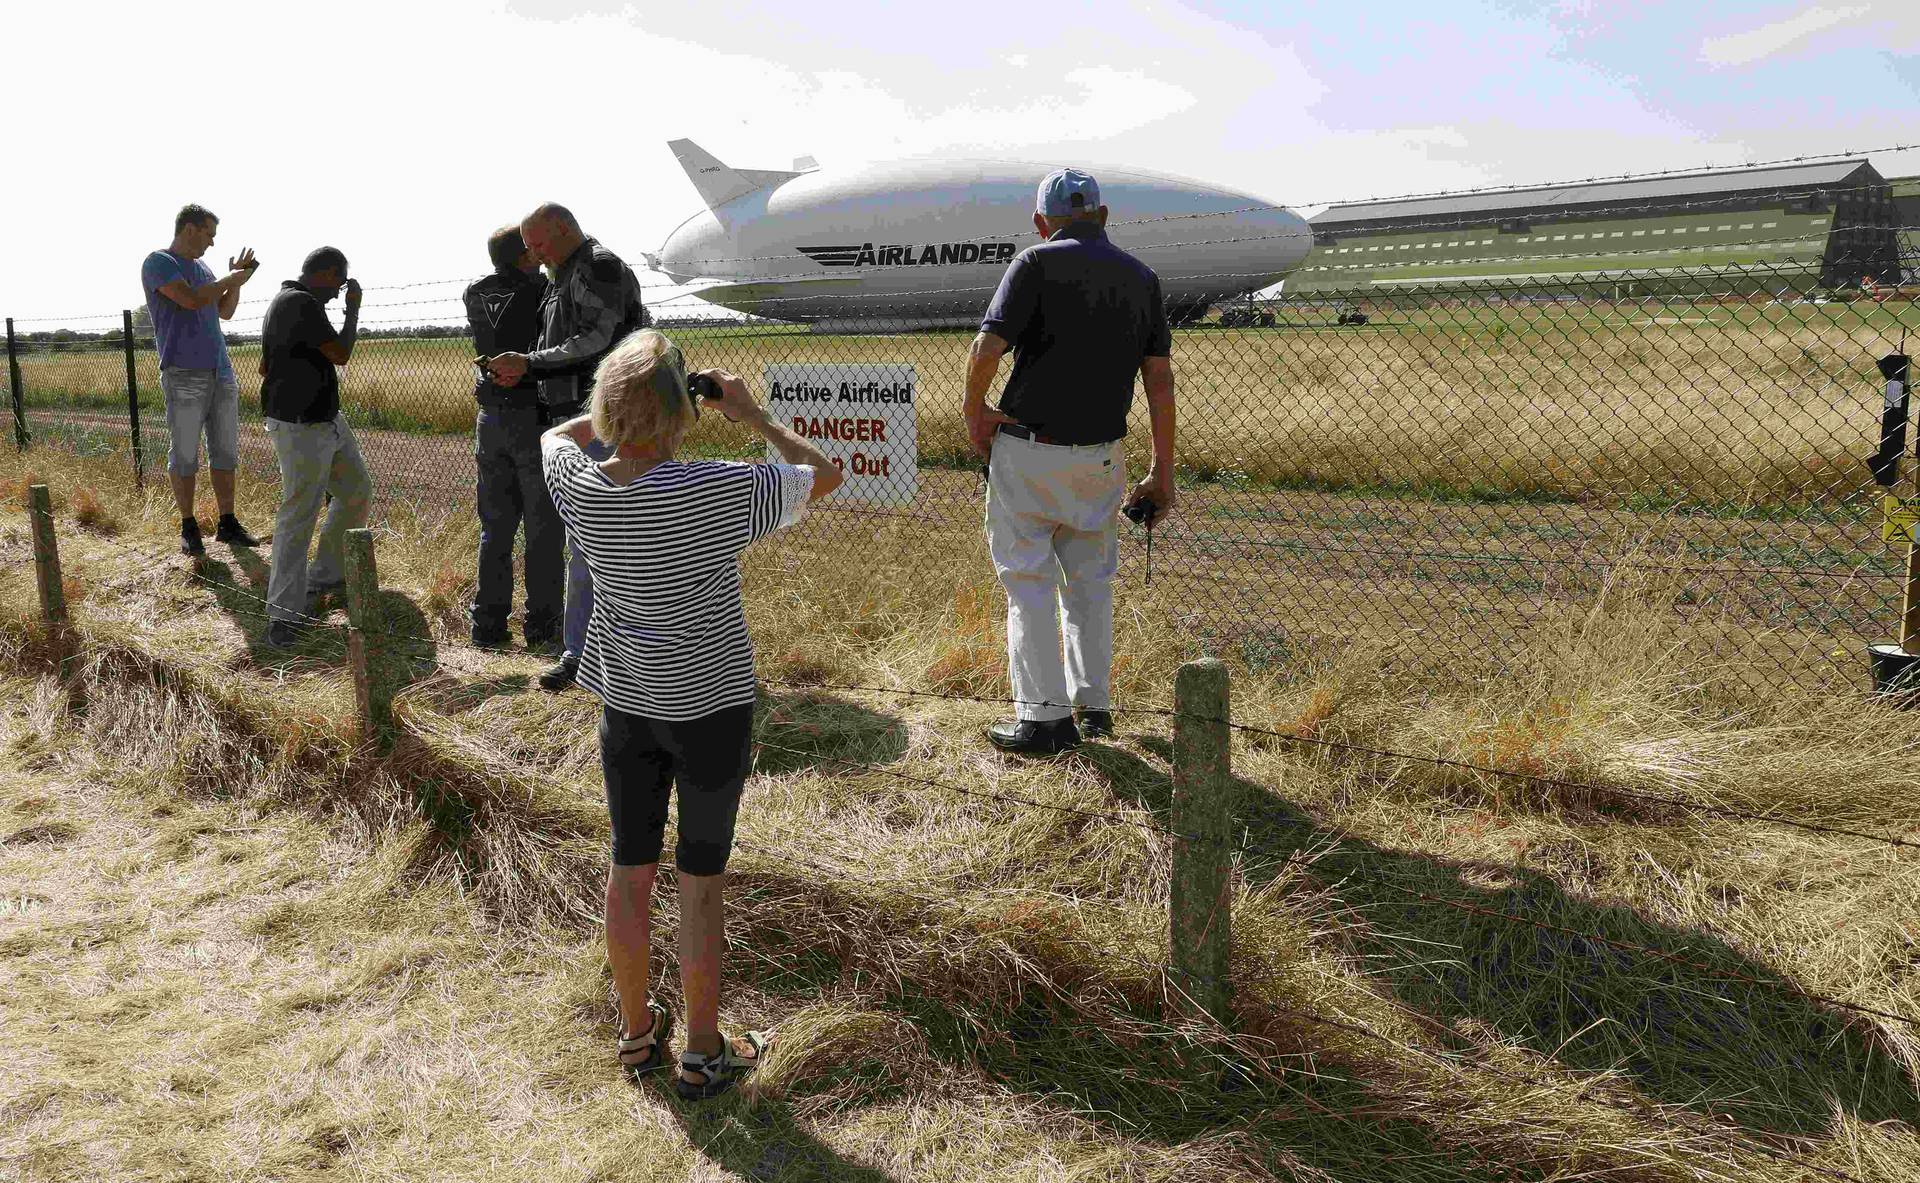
[1288,159,1901,298]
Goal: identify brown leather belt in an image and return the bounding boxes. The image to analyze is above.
[998,423,1065,446]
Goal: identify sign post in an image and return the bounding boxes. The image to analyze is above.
[1871,353,1920,695]
[762,364,919,507]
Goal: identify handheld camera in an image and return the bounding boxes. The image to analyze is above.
[1123,496,1158,527]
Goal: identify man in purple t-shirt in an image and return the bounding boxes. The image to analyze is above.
[141,204,263,556]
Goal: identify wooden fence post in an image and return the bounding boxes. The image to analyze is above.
[1171,657,1233,1025]
[342,527,390,745]
[122,309,143,488]
[27,483,70,674]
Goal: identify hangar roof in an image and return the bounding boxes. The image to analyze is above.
[1314,160,1882,228]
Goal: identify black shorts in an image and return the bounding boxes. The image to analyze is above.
[598,702,752,876]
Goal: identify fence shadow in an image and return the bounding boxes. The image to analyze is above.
[1082,738,1920,1141]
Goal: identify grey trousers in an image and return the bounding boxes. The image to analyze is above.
[265,417,372,623]
[984,431,1126,722]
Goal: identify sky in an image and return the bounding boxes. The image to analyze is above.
[3,0,1916,330]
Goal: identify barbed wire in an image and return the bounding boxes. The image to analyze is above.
[12,163,1913,331]
[8,500,1909,1177]
[729,836,1873,1183]
[755,678,1920,854]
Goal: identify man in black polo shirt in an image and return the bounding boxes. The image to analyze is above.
[259,247,372,648]
[963,168,1178,754]
[465,224,560,650]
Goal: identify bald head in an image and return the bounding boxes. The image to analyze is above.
[521,202,585,268]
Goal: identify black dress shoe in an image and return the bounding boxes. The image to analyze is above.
[265,620,304,648]
[1076,709,1115,739]
[538,654,578,691]
[986,717,1080,755]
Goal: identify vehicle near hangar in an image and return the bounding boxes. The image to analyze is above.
[646,140,1311,331]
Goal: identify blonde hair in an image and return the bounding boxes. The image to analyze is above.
[590,330,694,453]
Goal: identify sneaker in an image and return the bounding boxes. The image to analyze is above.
[265,620,303,648]
[538,654,578,691]
[179,518,205,557]
[1076,708,1115,739]
[214,514,259,546]
[986,717,1080,755]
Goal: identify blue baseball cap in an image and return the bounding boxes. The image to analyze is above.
[1036,168,1101,217]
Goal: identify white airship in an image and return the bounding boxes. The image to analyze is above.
[645,140,1311,331]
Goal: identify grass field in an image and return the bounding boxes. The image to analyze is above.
[5,452,1920,1179]
[14,295,1920,509]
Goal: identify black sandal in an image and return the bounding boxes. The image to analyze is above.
[676,1030,772,1100]
[616,999,673,1078]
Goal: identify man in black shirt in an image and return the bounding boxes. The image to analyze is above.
[963,169,1178,754]
[465,225,561,650]
[259,246,372,648]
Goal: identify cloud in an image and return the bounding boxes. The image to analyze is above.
[1699,5,1870,67]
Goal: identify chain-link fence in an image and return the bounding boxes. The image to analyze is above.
[8,170,1920,692]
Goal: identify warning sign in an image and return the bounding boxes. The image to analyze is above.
[763,364,919,507]
[1882,494,1920,544]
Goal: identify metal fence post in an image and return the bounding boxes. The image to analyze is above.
[1171,657,1233,1025]
[342,527,390,745]
[5,317,26,452]
[122,309,143,488]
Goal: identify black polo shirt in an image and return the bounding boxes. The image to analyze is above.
[980,220,1172,445]
[261,280,342,423]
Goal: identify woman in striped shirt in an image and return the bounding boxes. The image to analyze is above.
[541,329,842,1098]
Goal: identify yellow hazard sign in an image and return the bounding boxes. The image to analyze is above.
[1883,495,1920,544]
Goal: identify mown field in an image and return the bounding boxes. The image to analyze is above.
[5,448,1920,1180]
[13,296,1919,508]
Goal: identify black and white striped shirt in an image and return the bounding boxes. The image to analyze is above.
[542,437,813,720]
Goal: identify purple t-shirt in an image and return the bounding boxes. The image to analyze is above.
[141,250,232,376]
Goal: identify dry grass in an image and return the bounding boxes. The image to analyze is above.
[5,450,1920,1179]
[17,297,1920,507]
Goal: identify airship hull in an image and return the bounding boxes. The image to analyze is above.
[652,149,1309,328]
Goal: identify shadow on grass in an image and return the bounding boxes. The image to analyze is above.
[714,863,1524,1180]
[195,550,439,697]
[644,1075,903,1183]
[753,688,910,776]
[1078,738,1920,1142]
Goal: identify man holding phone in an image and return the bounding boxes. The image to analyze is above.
[140,204,263,555]
[485,202,647,690]
[258,247,373,648]
[963,168,1177,754]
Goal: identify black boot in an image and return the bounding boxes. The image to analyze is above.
[214,514,259,546]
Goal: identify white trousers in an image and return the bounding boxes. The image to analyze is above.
[986,432,1125,722]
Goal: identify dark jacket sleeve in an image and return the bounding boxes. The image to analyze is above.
[527,252,630,375]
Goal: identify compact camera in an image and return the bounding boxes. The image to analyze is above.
[1123,496,1158,526]
[687,371,721,402]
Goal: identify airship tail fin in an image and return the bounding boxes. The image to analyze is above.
[669,139,804,209]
